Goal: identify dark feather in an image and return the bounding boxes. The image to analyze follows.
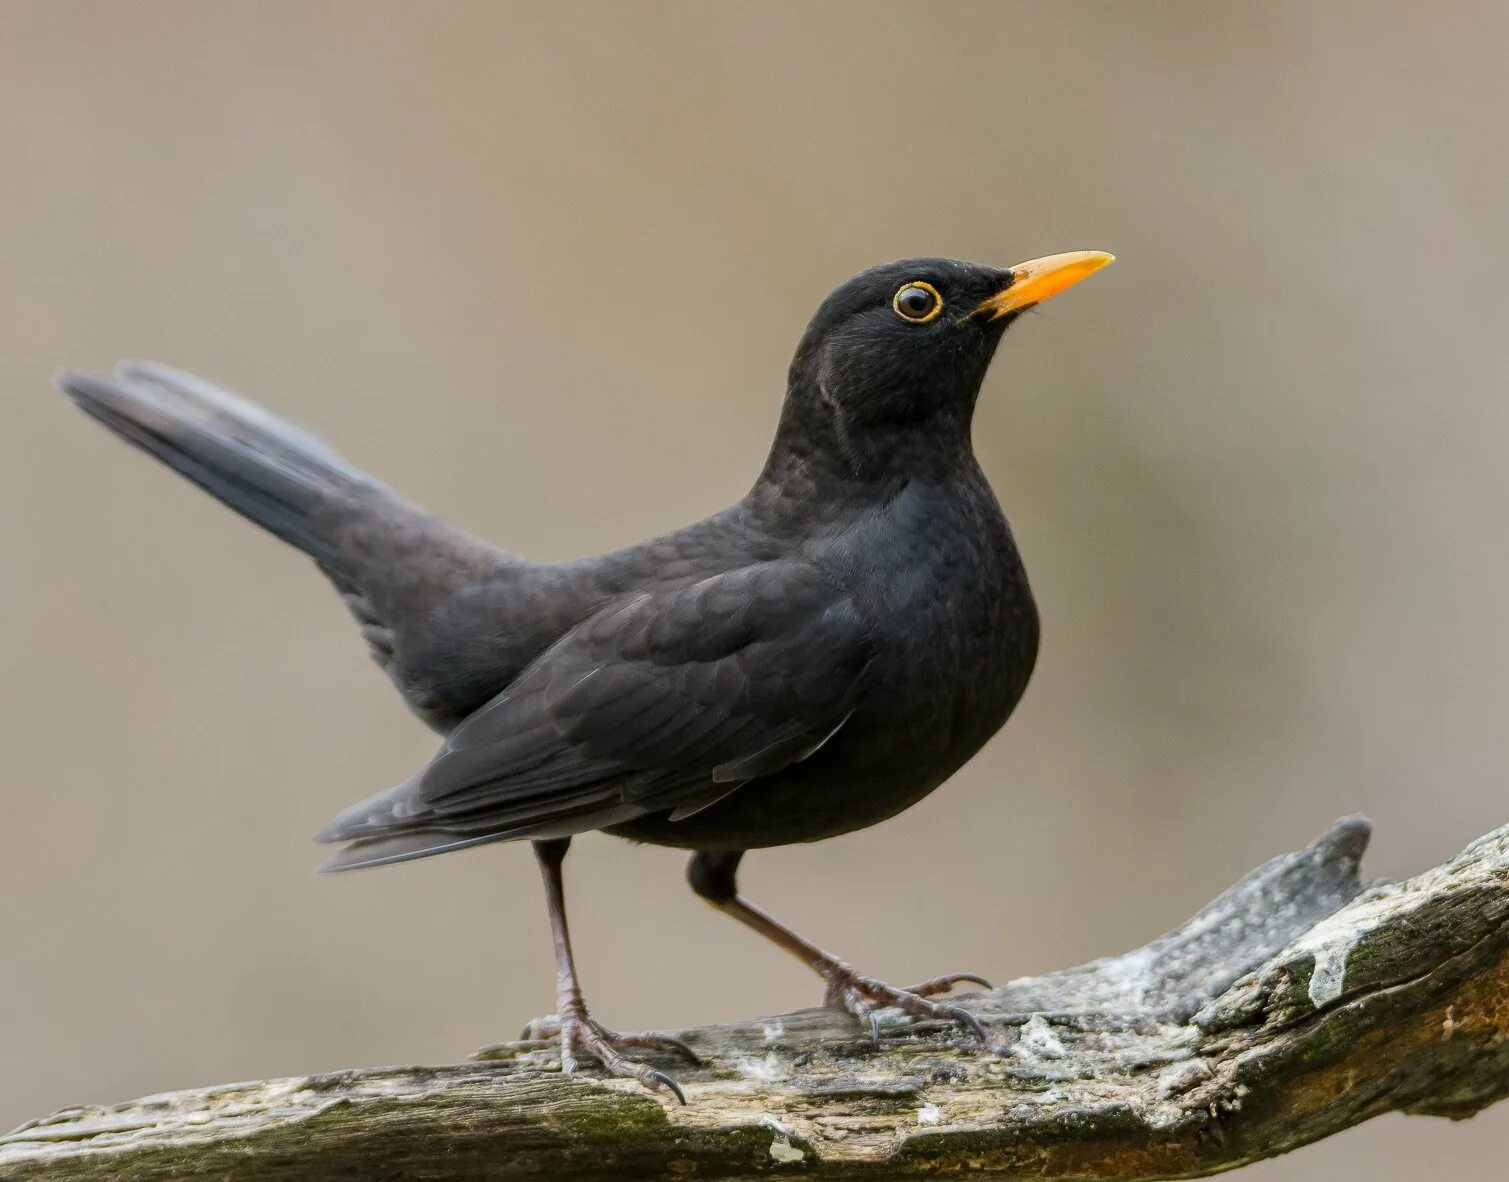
[55,362,554,728]
[314,562,873,866]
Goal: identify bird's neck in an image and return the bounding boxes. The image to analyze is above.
[750,379,978,525]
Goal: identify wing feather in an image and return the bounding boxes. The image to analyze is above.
[316,560,873,867]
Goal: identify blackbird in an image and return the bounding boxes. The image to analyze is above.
[57,250,1112,1101]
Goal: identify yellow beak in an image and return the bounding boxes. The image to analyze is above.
[972,250,1115,321]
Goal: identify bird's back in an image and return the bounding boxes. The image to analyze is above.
[399,500,790,730]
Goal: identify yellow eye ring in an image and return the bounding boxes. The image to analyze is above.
[892,280,944,324]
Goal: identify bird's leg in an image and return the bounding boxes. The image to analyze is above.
[519,838,698,1102]
[687,851,990,1044]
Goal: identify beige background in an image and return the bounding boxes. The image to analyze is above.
[3,2,1507,1174]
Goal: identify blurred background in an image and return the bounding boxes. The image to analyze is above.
[2,2,1506,1175]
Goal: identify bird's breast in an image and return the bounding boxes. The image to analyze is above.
[614,477,1040,852]
[831,477,1039,759]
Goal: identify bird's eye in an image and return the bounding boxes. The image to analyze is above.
[892,281,943,324]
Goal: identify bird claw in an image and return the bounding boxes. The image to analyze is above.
[515,1009,697,1103]
[614,1030,702,1065]
[904,972,993,998]
[823,965,991,1045]
[945,1004,989,1043]
[645,1068,687,1106]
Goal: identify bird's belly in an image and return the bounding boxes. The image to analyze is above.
[608,718,976,850]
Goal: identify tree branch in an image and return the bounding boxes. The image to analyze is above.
[5,818,1508,1181]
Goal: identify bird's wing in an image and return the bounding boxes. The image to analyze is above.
[317,560,874,869]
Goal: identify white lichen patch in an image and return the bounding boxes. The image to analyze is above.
[768,1134,804,1164]
[762,1020,784,1043]
[1280,885,1415,1008]
[916,1102,943,1126]
[1015,1014,1067,1060]
[735,1052,783,1082]
[760,1115,805,1163]
[1086,945,1157,1008]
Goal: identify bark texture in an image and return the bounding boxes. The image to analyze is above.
[4,817,1508,1180]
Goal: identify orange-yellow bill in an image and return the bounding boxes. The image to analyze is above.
[973,250,1115,320]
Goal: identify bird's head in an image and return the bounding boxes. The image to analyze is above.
[765,252,1113,490]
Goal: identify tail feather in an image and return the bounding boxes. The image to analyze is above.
[118,360,346,469]
[313,771,644,871]
[57,360,561,861]
[58,359,529,734]
[316,812,640,872]
[56,362,367,567]
[317,830,513,873]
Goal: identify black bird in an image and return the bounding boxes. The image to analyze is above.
[57,250,1112,1101]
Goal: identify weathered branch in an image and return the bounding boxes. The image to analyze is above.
[5,818,1508,1180]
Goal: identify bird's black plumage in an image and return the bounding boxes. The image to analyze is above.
[57,251,1111,1094]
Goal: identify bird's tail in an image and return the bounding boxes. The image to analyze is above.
[56,361,371,569]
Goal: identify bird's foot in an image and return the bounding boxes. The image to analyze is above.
[821,966,991,1045]
[518,1008,700,1103]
